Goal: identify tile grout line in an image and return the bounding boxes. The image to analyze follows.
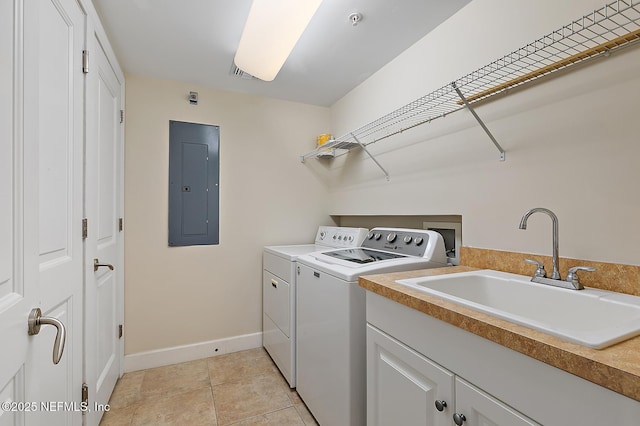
[129,370,144,426]
[205,357,220,426]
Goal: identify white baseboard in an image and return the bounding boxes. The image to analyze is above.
[123,332,262,372]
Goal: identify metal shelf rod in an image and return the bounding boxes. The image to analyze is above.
[351,133,390,180]
[452,82,505,161]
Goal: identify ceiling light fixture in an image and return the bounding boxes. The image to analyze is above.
[234,0,323,82]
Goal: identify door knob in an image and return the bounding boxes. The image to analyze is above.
[28,308,66,365]
[94,258,114,272]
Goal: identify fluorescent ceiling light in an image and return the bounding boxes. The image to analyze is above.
[234,0,323,82]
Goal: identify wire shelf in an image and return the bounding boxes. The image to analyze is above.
[301,0,640,162]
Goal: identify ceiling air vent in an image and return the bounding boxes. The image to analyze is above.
[230,63,257,80]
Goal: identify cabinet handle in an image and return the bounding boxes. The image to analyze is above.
[453,413,467,425]
[271,279,278,288]
[434,400,447,411]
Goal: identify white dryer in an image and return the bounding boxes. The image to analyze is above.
[262,226,368,388]
[296,228,448,426]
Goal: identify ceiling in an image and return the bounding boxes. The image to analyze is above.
[92,0,471,107]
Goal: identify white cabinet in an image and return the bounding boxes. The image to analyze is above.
[367,325,454,426]
[367,324,538,426]
[365,291,640,426]
[454,377,538,426]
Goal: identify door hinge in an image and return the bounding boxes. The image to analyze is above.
[82,218,88,240]
[81,383,88,405]
[82,50,89,74]
[120,109,124,124]
[118,324,123,339]
[118,217,124,232]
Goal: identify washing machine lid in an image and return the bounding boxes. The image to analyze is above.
[298,250,445,281]
[320,248,407,264]
[263,244,326,261]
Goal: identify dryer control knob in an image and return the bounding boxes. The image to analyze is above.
[415,237,424,246]
[387,232,397,243]
[319,231,326,240]
[403,236,412,244]
[374,233,382,240]
[367,232,375,239]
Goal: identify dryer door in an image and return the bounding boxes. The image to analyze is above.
[263,270,290,337]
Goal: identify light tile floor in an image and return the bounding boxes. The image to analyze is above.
[99,348,318,426]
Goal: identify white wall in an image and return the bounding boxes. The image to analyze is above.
[321,0,640,266]
[124,74,332,355]
[123,0,640,360]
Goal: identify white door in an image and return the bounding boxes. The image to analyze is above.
[0,0,85,425]
[367,324,454,426]
[26,0,86,423]
[455,377,540,426]
[83,25,124,425]
[0,0,34,423]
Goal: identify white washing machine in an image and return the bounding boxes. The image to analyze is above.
[296,228,448,426]
[262,226,368,388]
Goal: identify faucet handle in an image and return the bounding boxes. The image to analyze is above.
[566,266,596,288]
[524,258,546,278]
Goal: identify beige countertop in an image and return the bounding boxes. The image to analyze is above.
[359,266,640,402]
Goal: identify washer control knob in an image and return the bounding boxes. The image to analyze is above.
[415,237,424,246]
[403,236,412,244]
[367,232,375,239]
[374,233,382,240]
[348,236,353,242]
[319,231,326,240]
[333,235,337,240]
[338,235,343,240]
[387,232,397,243]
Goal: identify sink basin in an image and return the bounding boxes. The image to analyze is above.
[396,270,640,349]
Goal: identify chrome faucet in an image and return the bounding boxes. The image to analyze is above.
[518,208,595,290]
[519,207,561,279]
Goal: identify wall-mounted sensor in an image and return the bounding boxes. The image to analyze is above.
[189,91,198,105]
[348,12,362,26]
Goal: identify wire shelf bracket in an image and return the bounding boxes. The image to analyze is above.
[352,133,390,180]
[452,82,506,161]
[300,0,640,169]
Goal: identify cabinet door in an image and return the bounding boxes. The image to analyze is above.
[454,377,540,426]
[367,324,454,426]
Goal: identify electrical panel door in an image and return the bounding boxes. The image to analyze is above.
[168,121,219,246]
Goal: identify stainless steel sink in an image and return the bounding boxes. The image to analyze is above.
[396,269,640,349]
